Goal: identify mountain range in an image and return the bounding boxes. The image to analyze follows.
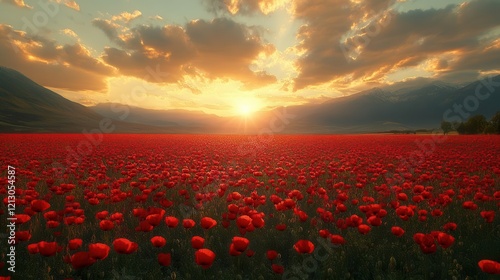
[1,66,499,133]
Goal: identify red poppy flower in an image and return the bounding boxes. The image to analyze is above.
[38,241,61,257]
[191,236,205,249]
[16,231,31,242]
[88,243,110,260]
[418,234,437,254]
[195,249,216,269]
[135,220,153,232]
[95,211,108,220]
[319,229,330,238]
[367,216,382,226]
[165,216,179,228]
[146,214,163,227]
[183,219,196,229]
[437,232,455,249]
[293,240,314,254]
[71,252,96,269]
[14,214,31,224]
[201,217,217,230]
[266,250,278,260]
[236,215,252,228]
[158,253,172,266]
[229,244,242,256]
[443,222,457,231]
[231,236,249,252]
[357,224,371,235]
[272,264,285,274]
[68,238,83,250]
[252,216,265,228]
[478,260,500,274]
[275,224,286,231]
[391,226,405,237]
[151,236,167,248]
[27,243,39,254]
[330,235,346,245]
[46,221,60,228]
[99,220,114,231]
[480,211,495,223]
[113,238,138,254]
[31,200,51,212]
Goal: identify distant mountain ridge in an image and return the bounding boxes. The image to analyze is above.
[0,66,499,133]
[0,67,172,133]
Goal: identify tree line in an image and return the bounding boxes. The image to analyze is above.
[441,112,500,135]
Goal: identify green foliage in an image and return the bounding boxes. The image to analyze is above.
[455,113,500,134]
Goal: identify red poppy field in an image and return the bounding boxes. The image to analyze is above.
[1,134,499,279]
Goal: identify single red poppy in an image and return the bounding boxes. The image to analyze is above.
[191,236,205,249]
[14,214,31,224]
[113,238,138,254]
[367,216,382,226]
[236,215,252,228]
[31,200,51,212]
[158,253,172,266]
[231,236,250,252]
[38,241,61,257]
[478,260,500,274]
[68,238,83,250]
[99,220,114,231]
[272,264,284,274]
[443,222,457,231]
[27,243,39,254]
[195,249,216,269]
[183,219,196,229]
[16,231,31,242]
[275,224,286,231]
[391,226,405,237]
[95,211,109,220]
[151,236,167,248]
[201,217,217,230]
[71,252,96,269]
[146,214,163,227]
[437,232,455,249]
[46,220,60,228]
[330,235,346,245]
[480,211,495,223]
[165,216,179,228]
[357,224,371,235]
[229,244,242,256]
[266,250,278,260]
[319,229,330,238]
[135,220,154,232]
[88,243,110,260]
[293,240,314,254]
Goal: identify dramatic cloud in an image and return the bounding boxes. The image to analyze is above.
[0,0,32,9]
[112,10,142,23]
[0,24,114,91]
[204,0,287,15]
[92,19,120,42]
[95,18,276,88]
[54,0,80,11]
[292,0,500,90]
[61,28,78,38]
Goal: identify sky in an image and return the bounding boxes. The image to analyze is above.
[0,0,499,116]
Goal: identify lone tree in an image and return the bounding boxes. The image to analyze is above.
[440,121,453,135]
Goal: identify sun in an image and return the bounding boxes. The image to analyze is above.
[234,97,260,117]
[237,104,253,117]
